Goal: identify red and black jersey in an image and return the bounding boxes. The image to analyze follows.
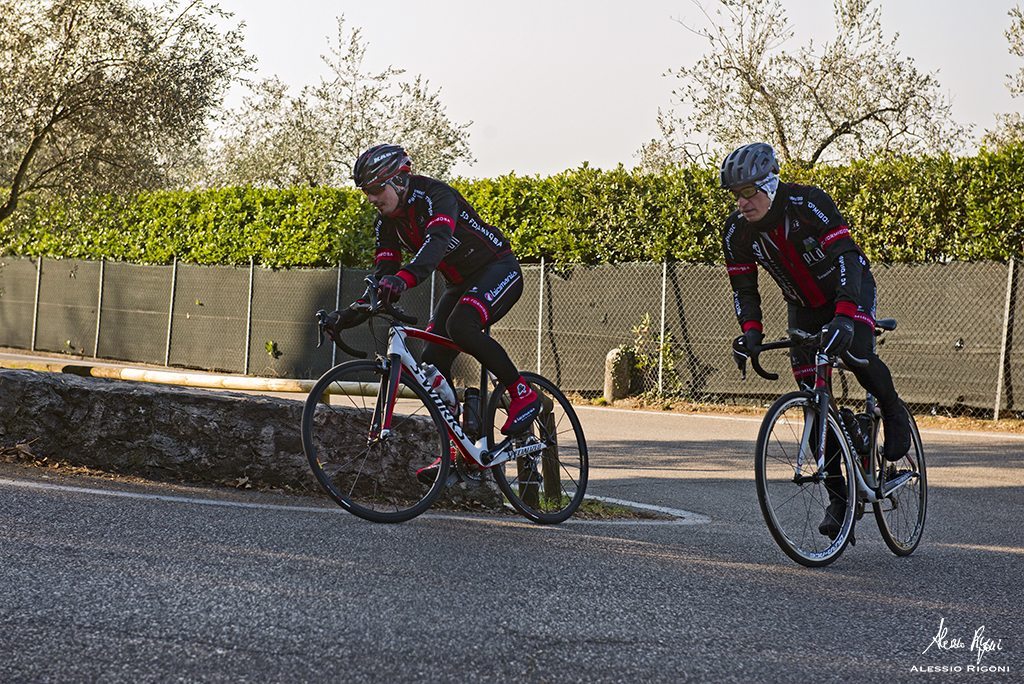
[722,183,868,333]
[373,175,513,287]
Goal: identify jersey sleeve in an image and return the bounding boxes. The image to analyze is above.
[395,182,458,287]
[722,217,763,332]
[804,187,865,317]
[372,215,402,279]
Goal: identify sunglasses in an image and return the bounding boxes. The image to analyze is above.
[731,185,760,200]
[361,182,389,196]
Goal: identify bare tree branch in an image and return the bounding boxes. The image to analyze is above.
[641,0,968,169]
[203,16,473,188]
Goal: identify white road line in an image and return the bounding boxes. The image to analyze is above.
[0,477,709,526]
[0,477,346,514]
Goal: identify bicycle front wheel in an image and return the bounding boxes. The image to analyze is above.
[486,372,588,524]
[301,359,450,523]
[874,403,927,555]
[755,392,857,567]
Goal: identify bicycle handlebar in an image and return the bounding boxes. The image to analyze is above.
[734,327,869,382]
[315,276,419,358]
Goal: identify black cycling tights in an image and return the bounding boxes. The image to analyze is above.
[789,304,902,485]
[422,303,519,388]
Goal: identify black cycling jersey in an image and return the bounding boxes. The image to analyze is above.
[373,175,512,287]
[722,182,870,332]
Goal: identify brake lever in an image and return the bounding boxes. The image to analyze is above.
[731,335,750,380]
[315,309,328,349]
[312,308,367,358]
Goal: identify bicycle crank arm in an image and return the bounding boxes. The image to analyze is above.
[478,437,545,468]
[512,440,547,458]
[881,471,918,498]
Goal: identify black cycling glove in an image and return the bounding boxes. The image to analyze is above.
[822,315,855,356]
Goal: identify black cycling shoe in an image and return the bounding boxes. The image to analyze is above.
[818,498,847,540]
[882,409,912,462]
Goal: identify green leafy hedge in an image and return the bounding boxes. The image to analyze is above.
[2,146,1022,267]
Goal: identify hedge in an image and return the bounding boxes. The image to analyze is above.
[1,145,1021,267]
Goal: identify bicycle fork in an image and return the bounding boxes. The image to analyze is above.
[368,354,404,442]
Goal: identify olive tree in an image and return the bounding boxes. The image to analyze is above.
[207,17,473,187]
[0,0,251,222]
[984,5,1024,149]
[640,0,967,169]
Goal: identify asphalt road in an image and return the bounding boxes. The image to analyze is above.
[1,405,1022,682]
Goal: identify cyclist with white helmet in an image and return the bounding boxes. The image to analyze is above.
[720,142,912,539]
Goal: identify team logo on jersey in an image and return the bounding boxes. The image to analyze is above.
[807,201,830,225]
[801,237,826,265]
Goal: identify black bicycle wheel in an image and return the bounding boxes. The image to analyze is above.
[302,359,450,523]
[874,403,927,555]
[486,372,588,524]
[755,392,857,567]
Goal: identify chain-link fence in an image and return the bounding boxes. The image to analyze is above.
[0,256,1018,416]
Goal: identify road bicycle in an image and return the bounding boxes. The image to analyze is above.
[736,319,927,567]
[301,276,588,524]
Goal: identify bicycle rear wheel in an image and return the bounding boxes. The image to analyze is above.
[486,372,588,524]
[755,392,857,567]
[302,359,450,523]
[873,403,927,555]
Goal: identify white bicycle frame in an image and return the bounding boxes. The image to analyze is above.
[378,324,539,468]
[793,351,915,503]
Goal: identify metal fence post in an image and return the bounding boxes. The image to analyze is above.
[243,256,254,375]
[165,256,178,366]
[429,271,436,319]
[333,262,342,367]
[994,257,1015,421]
[30,257,41,352]
[93,258,105,358]
[536,256,545,374]
[658,261,668,395]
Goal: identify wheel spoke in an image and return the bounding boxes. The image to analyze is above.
[302,361,450,523]
[757,395,854,566]
[487,374,587,524]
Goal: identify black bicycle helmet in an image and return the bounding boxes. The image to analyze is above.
[719,143,780,189]
[352,144,412,188]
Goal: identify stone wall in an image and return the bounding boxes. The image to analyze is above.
[0,370,500,508]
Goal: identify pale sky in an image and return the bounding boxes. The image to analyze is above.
[210,0,1022,178]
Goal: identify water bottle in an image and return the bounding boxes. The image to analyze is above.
[462,386,482,440]
[839,407,870,456]
[420,364,457,412]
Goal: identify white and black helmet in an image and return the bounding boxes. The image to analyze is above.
[719,143,780,189]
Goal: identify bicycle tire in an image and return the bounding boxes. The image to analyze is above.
[301,359,450,523]
[485,372,588,524]
[755,391,857,567]
[873,402,927,556]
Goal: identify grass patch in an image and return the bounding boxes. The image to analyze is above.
[574,497,673,520]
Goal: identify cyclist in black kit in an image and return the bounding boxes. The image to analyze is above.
[327,144,541,481]
[719,142,912,539]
